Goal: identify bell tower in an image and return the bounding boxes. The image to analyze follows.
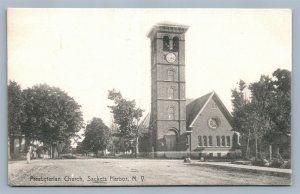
[147,23,189,153]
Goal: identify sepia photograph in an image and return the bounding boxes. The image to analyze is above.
[7,8,292,186]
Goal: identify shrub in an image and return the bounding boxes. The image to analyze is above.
[60,155,77,159]
[284,160,291,169]
[270,159,284,168]
[251,159,264,166]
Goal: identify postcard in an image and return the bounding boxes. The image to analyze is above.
[7,8,292,186]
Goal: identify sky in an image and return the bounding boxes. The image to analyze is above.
[8,8,292,128]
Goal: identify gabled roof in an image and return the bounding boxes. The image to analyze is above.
[186,98,195,105]
[186,92,214,128]
[141,91,232,133]
[139,113,150,133]
[186,91,233,128]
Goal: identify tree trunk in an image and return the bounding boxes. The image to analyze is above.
[51,144,54,159]
[135,118,140,158]
[112,144,115,156]
[274,145,283,161]
[269,144,272,161]
[49,145,52,159]
[18,137,22,153]
[48,146,50,159]
[135,136,139,158]
[25,138,30,154]
[246,132,250,159]
[255,137,258,159]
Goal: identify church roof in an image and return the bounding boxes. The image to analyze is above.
[139,113,151,133]
[140,91,232,133]
[186,92,214,128]
[187,91,233,129]
[186,98,195,105]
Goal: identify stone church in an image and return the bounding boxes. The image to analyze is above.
[139,23,240,158]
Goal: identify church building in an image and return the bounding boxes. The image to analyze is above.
[138,23,240,158]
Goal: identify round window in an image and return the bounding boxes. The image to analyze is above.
[208,118,219,129]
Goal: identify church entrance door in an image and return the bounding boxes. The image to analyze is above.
[165,135,176,151]
[165,130,177,151]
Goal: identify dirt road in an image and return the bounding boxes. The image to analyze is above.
[8,158,291,186]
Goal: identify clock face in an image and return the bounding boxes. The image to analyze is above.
[166,53,176,63]
[208,118,219,129]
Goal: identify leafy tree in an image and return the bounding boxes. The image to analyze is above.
[75,142,84,154]
[231,80,248,112]
[263,69,291,158]
[81,118,110,157]
[269,69,291,134]
[248,75,274,158]
[231,69,291,159]
[22,84,84,157]
[8,81,27,157]
[231,80,253,158]
[107,89,144,156]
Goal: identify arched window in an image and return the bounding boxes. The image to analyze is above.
[209,136,213,146]
[173,37,179,52]
[198,136,203,147]
[167,87,174,99]
[163,36,170,51]
[168,107,175,120]
[167,69,175,81]
[203,136,208,147]
[226,136,231,147]
[186,136,190,146]
[221,136,226,147]
[216,136,220,147]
